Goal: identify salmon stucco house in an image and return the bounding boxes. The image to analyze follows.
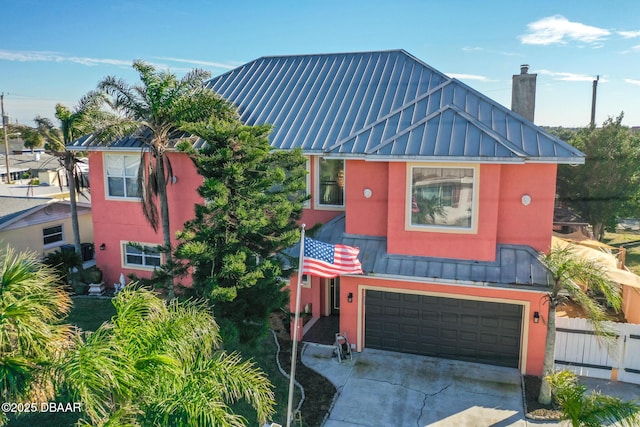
[69,50,584,376]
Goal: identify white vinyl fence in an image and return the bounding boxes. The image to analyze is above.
[555,317,640,384]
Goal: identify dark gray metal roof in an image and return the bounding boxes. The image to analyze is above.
[0,196,52,226]
[69,50,584,164]
[286,214,552,289]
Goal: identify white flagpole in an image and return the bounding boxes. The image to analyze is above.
[286,224,305,427]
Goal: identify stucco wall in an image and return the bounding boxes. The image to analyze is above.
[0,213,93,257]
[338,275,548,375]
[90,151,204,286]
[300,155,345,228]
[496,163,557,253]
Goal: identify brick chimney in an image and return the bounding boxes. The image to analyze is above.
[511,64,537,123]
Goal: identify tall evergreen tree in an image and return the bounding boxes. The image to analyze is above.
[555,113,640,240]
[97,61,237,299]
[175,119,307,342]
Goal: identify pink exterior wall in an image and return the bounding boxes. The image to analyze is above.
[345,160,388,236]
[386,163,500,261]
[333,162,558,260]
[339,275,548,375]
[89,151,203,286]
[287,273,324,319]
[496,163,557,253]
[623,285,640,324]
[299,155,345,228]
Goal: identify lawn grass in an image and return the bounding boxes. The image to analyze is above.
[66,297,117,331]
[226,332,302,426]
[603,231,640,275]
[7,297,116,427]
[9,298,295,427]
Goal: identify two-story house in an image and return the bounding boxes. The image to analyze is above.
[69,50,584,376]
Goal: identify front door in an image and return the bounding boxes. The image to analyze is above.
[330,278,340,315]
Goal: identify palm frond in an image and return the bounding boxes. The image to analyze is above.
[0,247,71,403]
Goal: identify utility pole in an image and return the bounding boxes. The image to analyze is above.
[1,93,12,184]
[590,75,599,127]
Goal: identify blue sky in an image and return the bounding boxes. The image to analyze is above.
[2,0,639,128]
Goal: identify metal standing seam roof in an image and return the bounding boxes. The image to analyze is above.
[68,50,584,164]
[284,214,552,289]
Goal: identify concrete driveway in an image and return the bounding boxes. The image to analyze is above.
[301,344,552,427]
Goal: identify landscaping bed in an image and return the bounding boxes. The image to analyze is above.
[269,313,337,427]
[523,375,562,420]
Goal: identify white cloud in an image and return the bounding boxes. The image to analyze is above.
[537,69,602,82]
[0,49,132,67]
[618,30,640,39]
[447,73,495,82]
[462,46,484,52]
[153,56,235,70]
[624,79,640,86]
[520,15,610,45]
[0,50,235,72]
[462,46,522,57]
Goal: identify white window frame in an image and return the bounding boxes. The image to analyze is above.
[405,163,480,234]
[303,157,311,208]
[105,153,141,200]
[43,224,64,248]
[285,273,311,289]
[314,157,345,210]
[122,242,163,270]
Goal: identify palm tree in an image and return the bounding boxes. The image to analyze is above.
[538,246,623,404]
[60,287,275,426]
[33,92,110,256]
[547,370,640,427]
[0,246,72,426]
[96,61,237,298]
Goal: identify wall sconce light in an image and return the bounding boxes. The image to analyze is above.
[347,292,353,303]
[533,311,540,323]
[363,188,373,199]
[99,243,106,251]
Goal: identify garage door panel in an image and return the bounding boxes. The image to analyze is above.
[365,290,522,368]
[461,314,478,326]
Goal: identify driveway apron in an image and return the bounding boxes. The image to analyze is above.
[302,345,528,427]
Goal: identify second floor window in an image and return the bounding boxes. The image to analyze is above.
[317,158,344,207]
[410,166,475,229]
[105,154,140,199]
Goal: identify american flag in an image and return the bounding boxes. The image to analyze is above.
[302,238,363,278]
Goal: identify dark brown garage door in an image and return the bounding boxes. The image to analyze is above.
[365,291,523,368]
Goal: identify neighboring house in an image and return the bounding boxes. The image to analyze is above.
[0,151,67,185]
[68,50,585,376]
[0,196,93,258]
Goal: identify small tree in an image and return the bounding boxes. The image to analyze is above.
[174,119,307,343]
[32,93,111,256]
[555,113,640,240]
[60,287,275,426]
[0,246,71,427]
[538,246,623,404]
[547,370,640,427]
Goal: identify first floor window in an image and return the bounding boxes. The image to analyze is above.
[124,243,161,268]
[317,158,344,207]
[410,166,475,229]
[43,225,64,246]
[105,154,140,199]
